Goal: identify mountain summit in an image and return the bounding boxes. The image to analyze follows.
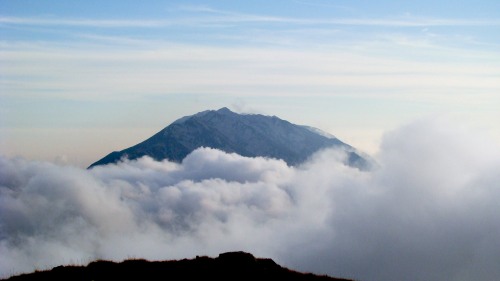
[88,107,370,169]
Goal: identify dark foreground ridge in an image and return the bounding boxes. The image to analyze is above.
[4,251,353,281]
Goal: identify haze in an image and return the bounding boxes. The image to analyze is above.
[1,0,499,166]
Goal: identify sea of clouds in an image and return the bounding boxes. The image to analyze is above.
[1,117,500,281]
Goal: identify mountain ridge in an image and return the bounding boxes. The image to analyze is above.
[3,251,354,281]
[88,107,370,169]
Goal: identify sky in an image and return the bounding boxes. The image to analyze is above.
[1,2,500,280]
[1,0,499,167]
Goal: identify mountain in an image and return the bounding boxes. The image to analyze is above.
[3,251,353,281]
[88,107,370,169]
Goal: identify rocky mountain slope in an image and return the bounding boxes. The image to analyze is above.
[89,107,370,169]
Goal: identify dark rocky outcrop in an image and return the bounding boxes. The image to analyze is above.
[4,251,353,281]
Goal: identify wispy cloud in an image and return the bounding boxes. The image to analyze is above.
[1,39,498,100]
[0,16,165,28]
[2,13,500,29]
[325,17,500,27]
[2,4,499,164]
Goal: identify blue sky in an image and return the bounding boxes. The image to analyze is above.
[1,0,499,166]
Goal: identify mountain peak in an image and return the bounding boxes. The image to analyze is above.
[88,108,371,169]
[173,107,235,125]
[217,107,232,113]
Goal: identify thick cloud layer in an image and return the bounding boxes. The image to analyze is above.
[1,118,500,281]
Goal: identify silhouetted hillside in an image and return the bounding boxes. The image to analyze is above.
[4,251,353,281]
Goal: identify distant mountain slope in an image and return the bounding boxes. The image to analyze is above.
[4,252,353,281]
[88,107,370,169]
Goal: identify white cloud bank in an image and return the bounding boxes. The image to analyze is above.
[1,118,500,281]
